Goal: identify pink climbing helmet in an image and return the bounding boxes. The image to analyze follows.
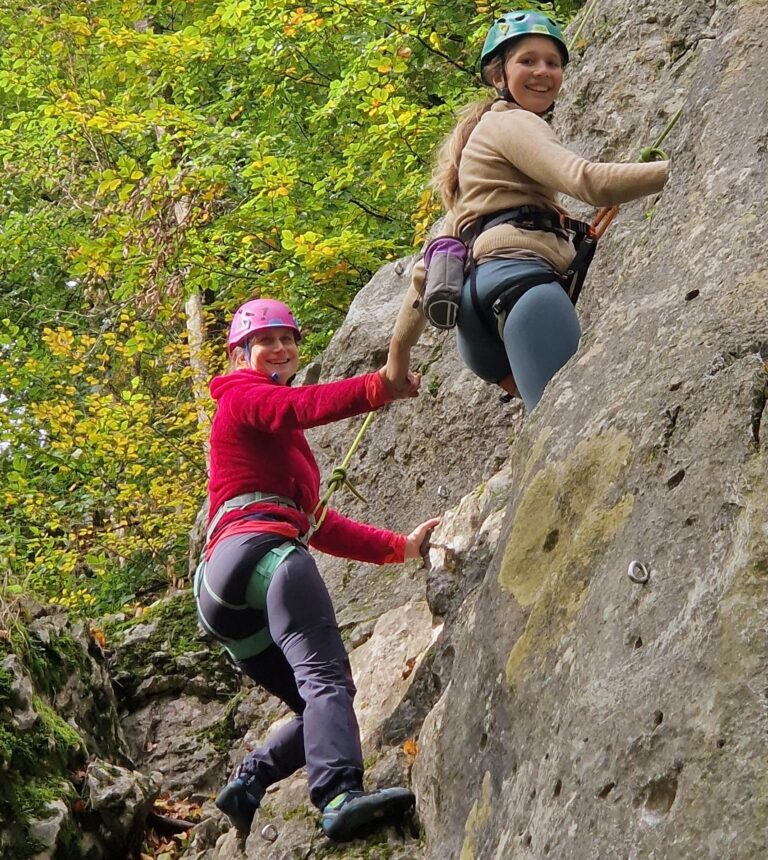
[227,298,301,353]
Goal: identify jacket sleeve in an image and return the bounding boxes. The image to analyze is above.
[229,371,392,433]
[308,506,407,564]
[497,110,669,207]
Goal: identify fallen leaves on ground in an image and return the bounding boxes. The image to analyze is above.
[139,796,202,858]
[153,795,203,823]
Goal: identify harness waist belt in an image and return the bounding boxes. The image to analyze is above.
[460,205,590,246]
[206,491,299,544]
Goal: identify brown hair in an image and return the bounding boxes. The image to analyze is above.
[228,343,247,372]
[432,55,504,210]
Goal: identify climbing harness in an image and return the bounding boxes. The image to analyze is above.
[195,540,299,659]
[196,380,387,660]
[627,560,650,585]
[206,491,299,544]
[460,206,595,340]
[260,823,279,843]
[463,107,683,336]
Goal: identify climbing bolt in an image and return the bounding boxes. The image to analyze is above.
[261,823,278,843]
[627,561,650,584]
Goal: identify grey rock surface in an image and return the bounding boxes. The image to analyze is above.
[306,257,522,628]
[86,759,159,855]
[412,2,768,859]
[156,3,768,859]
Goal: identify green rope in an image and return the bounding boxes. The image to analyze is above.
[651,106,684,149]
[312,410,376,530]
[568,0,600,50]
[638,107,683,162]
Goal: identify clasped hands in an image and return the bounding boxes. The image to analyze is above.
[379,341,419,399]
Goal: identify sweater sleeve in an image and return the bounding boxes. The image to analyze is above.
[391,255,428,350]
[232,372,392,433]
[308,507,406,564]
[391,212,457,350]
[496,110,669,207]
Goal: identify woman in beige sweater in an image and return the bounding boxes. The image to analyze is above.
[385,10,668,410]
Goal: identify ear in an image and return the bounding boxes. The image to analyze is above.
[487,65,505,91]
[231,346,249,370]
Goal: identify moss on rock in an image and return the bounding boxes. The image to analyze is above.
[195,691,245,754]
[0,602,126,859]
[498,432,635,686]
[25,628,92,697]
[104,589,235,706]
[459,771,493,860]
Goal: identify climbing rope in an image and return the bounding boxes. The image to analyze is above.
[311,410,376,531]
[568,0,600,50]
[564,0,683,241]
[591,107,683,239]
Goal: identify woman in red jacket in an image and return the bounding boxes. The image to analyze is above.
[196,298,439,842]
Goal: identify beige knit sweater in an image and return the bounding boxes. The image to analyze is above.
[391,101,669,349]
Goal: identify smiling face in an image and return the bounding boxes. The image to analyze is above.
[238,326,299,383]
[500,35,564,114]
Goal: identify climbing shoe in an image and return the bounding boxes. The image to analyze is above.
[321,787,415,842]
[215,777,264,834]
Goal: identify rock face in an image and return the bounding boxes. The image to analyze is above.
[90,1,768,858]
[304,256,521,632]
[185,0,766,856]
[410,2,768,859]
[0,602,149,860]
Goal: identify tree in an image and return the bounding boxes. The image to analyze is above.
[0,0,584,610]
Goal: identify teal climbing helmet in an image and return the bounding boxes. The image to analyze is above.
[480,10,569,76]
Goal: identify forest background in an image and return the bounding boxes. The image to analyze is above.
[0,0,584,621]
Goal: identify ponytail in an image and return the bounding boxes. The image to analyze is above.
[432,99,496,210]
[432,56,505,210]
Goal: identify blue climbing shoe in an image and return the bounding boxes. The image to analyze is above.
[321,787,415,842]
[215,777,263,834]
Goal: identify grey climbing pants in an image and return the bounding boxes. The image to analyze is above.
[200,532,363,810]
[456,258,582,411]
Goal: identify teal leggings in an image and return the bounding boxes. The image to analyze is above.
[456,259,581,411]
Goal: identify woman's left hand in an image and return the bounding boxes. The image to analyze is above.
[404,516,442,560]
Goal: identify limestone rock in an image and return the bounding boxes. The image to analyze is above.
[349,596,438,746]
[410,2,768,858]
[86,760,159,854]
[126,5,768,860]
[306,257,521,628]
[29,800,68,860]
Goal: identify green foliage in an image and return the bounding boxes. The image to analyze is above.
[0,0,584,615]
[0,775,76,860]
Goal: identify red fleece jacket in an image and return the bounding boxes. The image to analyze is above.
[207,368,406,564]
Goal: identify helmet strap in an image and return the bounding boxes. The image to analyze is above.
[497,62,514,103]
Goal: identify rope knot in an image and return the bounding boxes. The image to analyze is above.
[638,145,669,163]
